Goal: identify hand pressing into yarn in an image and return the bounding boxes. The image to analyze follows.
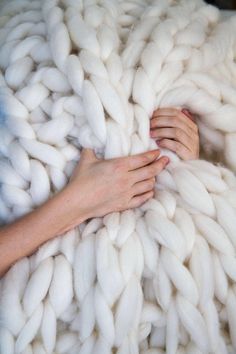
[150,108,200,160]
[62,148,169,229]
[0,148,169,276]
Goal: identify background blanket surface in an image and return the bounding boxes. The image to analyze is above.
[1,1,236,353]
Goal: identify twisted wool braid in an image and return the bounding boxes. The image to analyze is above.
[1,0,236,353]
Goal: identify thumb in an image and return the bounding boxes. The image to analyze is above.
[80,148,98,163]
[69,148,98,182]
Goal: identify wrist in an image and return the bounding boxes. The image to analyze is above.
[53,182,91,235]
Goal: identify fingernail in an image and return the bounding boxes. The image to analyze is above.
[182,108,190,116]
[182,108,194,121]
[150,149,160,156]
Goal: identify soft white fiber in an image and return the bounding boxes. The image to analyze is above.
[68,15,100,56]
[15,303,43,354]
[173,168,216,217]
[41,299,57,353]
[22,257,53,317]
[20,137,66,169]
[16,83,49,111]
[83,79,107,144]
[50,22,71,73]
[2,94,29,119]
[176,295,209,353]
[91,75,127,128]
[36,112,74,144]
[1,0,236,353]
[67,55,84,96]
[42,68,71,93]
[48,255,73,317]
[6,115,36,139]
[5,56,33,89]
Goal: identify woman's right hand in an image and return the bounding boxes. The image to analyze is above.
[60,148,169,231]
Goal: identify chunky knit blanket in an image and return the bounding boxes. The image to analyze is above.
[1,0,236,353]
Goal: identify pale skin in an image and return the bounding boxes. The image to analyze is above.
[0,108,199,276]
[150,108,199,160]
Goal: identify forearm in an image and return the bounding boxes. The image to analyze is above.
[0,186,87,277]
[0,147,169,277]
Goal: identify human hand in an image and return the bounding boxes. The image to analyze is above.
[61,148,169,230]
[0,148,169,275]
[150,108,199,160]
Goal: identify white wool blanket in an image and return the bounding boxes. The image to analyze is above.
[1,0,236,353]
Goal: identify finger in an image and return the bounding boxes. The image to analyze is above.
[150,116,194,138]
[132,178,155,196]
[123,149,161,171]
[80,148,98,162]
[132,156,169,182]
[154,108,195,121]
[128,190,154,209]
[182,108,195,121]
[150,127,193,150]
[158,139,191,160]
[153,107,185,117]
[70,149,94,181]
[153,107,181,117]
[152,108,198,133]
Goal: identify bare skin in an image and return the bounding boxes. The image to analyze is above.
[150,108,199,160]
[0,107,200,277]
[0,149,169,276]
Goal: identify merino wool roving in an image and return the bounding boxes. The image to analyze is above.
[1,0,236,353]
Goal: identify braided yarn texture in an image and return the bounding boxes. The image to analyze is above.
[1,0,236,353]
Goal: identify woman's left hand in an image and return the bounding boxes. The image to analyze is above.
[150,107,200,160]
